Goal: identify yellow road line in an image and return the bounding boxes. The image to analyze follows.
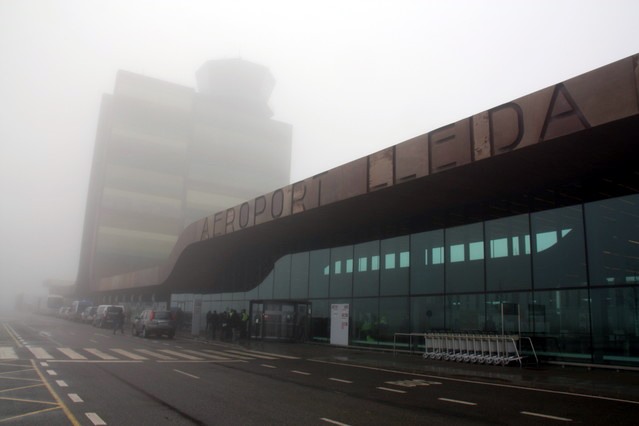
[1,324,22,348]
[0,406,61,423]
[0,383,44,394]
[0,395,59,405]
[30,359,81,426]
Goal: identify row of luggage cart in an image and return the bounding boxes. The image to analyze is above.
[422,333,525,366]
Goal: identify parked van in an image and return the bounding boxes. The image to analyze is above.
[93,305,125,328]
[69,300,92,321]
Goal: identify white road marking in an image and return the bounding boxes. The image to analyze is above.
[239,348,300,359]
[376,387,406,394]
[0,346,17,359]
[174,369,199,379]
[438,397,477,406]
[521,411,572,422]
[291,370,311,376]
[321,418,351,426]
[110,349,148,360]
[86,412,107,425]
[68,393,83,403]
[58,348,87,360]
[46,369,57,376]
[224,349,278,360]
[135,349,175,360]
[28,347,53,359]
[56,380,68,387]
[310,358,639,406]
[181,349,231,360]
[40,362,48,367]
[84,348,118,360]
[261,364,277,368]
[329,378,353,384]
[158,349,203,360]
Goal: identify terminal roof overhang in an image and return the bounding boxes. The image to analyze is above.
[98,54,639,296]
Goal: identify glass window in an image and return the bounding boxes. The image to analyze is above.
[531,289,591,362]
[309,249,330,298]
[399,251,410,268]
[330,246,353,298]
[410,296,446,332]
[445,293,485,331]
[379,297,409,344]
[290,252,310,299]
[371,255,380,270]
[410,230,445,295]
[385,253,396,269]
[354,241,379,297]
[585,194,639,286]
[485,214,532,292]
[257,270,273,300]
[273,255,291,299]
[380,236,409,296]
[484,292,532,334]
[531,206,587,289]
[346,259,353,273]
[446,223,485,293]
[309,299,329,343]
[353,298,379,344]
[590,287,639,365]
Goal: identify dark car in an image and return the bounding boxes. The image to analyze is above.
[132,310,176,338]
[94,305,125,328]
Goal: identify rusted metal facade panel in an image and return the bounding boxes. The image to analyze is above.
[317,158,368,206]
[429,119,472,173]
[368,147,394,191]
[395,134,429,182]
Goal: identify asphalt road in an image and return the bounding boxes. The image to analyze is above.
[2,311,637,425]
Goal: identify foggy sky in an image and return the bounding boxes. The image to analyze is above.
[1,0,638,307]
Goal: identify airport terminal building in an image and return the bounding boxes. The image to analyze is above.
[85,55,639,368]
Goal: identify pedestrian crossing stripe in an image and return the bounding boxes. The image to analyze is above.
[84,348,118,360]
[110,349,147,360]
[0,346,17,360]
[58,348,87,360]
[27,346,53,359]
[135,349,174,360]
[157,349,203,360]
[1,346,301,362]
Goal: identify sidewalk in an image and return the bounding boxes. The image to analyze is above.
[183,330,639,402]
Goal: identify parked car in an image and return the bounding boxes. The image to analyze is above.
[132,310,176,338]
[81,306,97,324]
[69,300,93,321]
[93,305,125,328]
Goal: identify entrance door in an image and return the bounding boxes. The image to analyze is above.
[249,300,310,341]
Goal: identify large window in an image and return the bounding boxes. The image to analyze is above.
[352,298,379,343]
[531,206,587,289]
[329,246,353,298]
[290,252,310,299]
[353,241,380,297]
[309,249,330,298]
[410,230,445,295]
[446,223,485,293]
[530,289,591,360]
[273,255,292,299]
[380,236,409,296]
[410,296,445,332]
[485,214,532,291]
[585,194,639,287]
[590,287,639,364]
[446,293,485,331]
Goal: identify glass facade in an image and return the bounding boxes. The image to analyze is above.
[172,194,639,367]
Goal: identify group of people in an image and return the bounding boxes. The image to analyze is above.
[205,309,249,341]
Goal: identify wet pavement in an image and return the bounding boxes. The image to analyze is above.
[184,332,639,403]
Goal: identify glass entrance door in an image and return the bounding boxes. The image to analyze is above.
[249,300,310,341]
